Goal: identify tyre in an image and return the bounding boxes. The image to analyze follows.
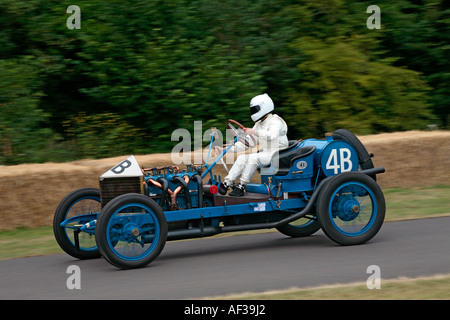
[333,129,376,180]
[95,193,168,269]
[53,188,102,260]
[317,172,385,245]
[276,218,321,238]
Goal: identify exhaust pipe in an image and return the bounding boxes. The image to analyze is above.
[171,175,192,209]
[156,177,169,208]
[147,177,169,208]
[167,226,221,241]
[191,173,203,208]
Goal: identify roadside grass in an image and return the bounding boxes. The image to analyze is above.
[0,226,57,260]
[1,184,449,260]
[383,184,450,221]
[207,274,450,300]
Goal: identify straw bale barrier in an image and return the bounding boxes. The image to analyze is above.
[0,130,448,230]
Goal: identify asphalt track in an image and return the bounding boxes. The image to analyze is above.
[1,217,450,300]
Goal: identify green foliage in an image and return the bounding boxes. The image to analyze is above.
[0,0,448,164]
[374,0,450,127]
[285,36,434,136]
[0,58,54,164]
[63,112,147,158]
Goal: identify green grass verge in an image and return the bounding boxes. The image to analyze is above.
[0,226,58,260]
[207,274,450,300]
[1,184,449,261]
[384,184,450,221]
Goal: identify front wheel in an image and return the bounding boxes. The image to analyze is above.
[96,193,168,269]
[317,172,385,245]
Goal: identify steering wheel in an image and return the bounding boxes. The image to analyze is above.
[226,119,257,148]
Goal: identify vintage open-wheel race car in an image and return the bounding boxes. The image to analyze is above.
[53,121,385,269]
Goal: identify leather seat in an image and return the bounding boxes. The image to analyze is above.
[272,145,316,175]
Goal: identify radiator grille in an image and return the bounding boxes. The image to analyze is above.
[99,177,143,207]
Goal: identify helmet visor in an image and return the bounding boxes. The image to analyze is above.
[250,105,261,116]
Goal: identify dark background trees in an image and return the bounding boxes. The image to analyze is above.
[0,0,448,164]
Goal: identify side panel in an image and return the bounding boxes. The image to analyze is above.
[163,198,307,223]
[300,138,359,178]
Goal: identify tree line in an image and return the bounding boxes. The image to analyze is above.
[1,0,448,164]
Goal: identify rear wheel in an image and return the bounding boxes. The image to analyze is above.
[96,193,168,269]
[317,172,385,245]
[53,188,101,260]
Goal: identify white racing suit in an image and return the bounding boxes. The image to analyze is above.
[224,114,288,185]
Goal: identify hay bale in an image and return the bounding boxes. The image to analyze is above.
[0,130,449,230]
[359,131,450,188]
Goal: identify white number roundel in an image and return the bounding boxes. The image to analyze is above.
[321,142,358,176]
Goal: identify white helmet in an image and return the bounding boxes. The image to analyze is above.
[250,93,274,122]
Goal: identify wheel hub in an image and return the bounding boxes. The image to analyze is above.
[333,195,360,221]
[123,223,140,241]
[131,228,140,237]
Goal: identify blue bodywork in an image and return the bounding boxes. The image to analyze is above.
[63,133,365,233]
[135,135,359,227]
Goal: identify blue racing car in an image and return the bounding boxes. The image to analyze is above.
[53,122,385,269]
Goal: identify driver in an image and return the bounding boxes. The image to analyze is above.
[218,93,288,196]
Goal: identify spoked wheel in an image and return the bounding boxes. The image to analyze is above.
[317,172,385,245]
[53,188,102,260]
[96,193,168,269]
